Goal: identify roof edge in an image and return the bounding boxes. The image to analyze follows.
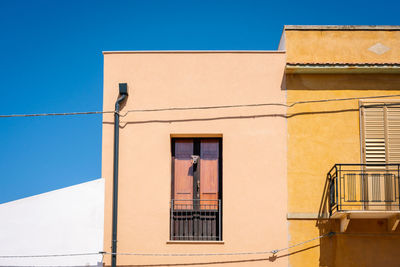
[286,63,400,74]
[103,50,285,55]
[287,63,400,66]
[0,178,104,206]
[284,25,400,31]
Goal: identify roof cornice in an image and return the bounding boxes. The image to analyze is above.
[286,63,400,74]
[284,25,400,31]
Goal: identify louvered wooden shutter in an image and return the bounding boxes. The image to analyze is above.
[386,106,400,163]
[362,105,386,165]
[362,103,400,165]
[361,103,400,210]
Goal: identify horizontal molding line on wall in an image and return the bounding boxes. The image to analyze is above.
[287,213,329,220]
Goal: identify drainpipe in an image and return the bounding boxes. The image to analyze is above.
[112,83,128,267]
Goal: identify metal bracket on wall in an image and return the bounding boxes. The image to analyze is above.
[388,215,400,232]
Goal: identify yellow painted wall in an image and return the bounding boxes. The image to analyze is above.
[285,29,400,267]
[288,219,400,267]
[287,78,400,267]
[285,30,400,63]
[285,27,400,267]
[102,52,289,266]
[286,85,400,267]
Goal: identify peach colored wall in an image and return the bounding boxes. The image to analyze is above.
[102,52,288,266]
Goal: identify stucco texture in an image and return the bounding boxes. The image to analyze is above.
[285,30,400,64]
[285,28,400,267]
[286,81,400,267]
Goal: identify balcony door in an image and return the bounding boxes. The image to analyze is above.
[361,102,400,210]
[172,138,220,209]
[173,139,194,208]
[171,138,221,240]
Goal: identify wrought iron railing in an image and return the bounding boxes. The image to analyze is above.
[170,199,221,241]
[328,164,400,215]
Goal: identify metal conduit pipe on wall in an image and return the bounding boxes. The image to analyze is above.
[112,83,128,267]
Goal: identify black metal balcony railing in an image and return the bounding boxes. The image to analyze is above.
[328,164,400,215]
[170,199,221,241]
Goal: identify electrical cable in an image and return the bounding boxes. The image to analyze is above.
[119,93,400,116]
[0,232,334,258]
[4,231,400,259]
[286,93,400,108]
[103,232,334,257]
[0,252,100,258]
[1,94,400,118]
[0,111,113,118]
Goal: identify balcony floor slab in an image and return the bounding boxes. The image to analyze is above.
[331,211,400,219]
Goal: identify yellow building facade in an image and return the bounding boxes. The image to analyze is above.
[282,26,400,267]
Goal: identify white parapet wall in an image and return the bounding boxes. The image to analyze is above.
[0,178,104,267]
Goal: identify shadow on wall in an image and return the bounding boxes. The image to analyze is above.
[287,71,400,266]
[317,219,400,267]
[285,74,400,91]
[317,175,400,267]
[103,108,364,126]
[100,74,400,126]
[102,246,319,267]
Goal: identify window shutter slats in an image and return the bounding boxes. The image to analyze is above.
[363,107,386,164]
[387,107,400,164]
[362,103,400,165]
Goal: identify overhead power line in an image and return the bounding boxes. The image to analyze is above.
[0,111,113,118]
[0,232,334,259]
[1,94,400,118]
[286,93,400,108]
[119,93,400,116]
[118,93,400,116]
[104,232,334,257]
[4,231,400,259]
[0,252,100,258]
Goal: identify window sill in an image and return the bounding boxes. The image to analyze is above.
[167,241,224,245]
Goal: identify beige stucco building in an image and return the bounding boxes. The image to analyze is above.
[102,52,288,266]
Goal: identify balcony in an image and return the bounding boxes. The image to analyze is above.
[327,164,400,231]
[170,199,221,241]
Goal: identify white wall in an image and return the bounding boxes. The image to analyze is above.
[0,179,104,267]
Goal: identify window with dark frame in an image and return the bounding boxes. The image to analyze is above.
[170,138,222,241]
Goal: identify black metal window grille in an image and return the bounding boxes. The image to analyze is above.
[170,199,222,241]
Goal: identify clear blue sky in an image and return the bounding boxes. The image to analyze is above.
[0,0,399,203]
